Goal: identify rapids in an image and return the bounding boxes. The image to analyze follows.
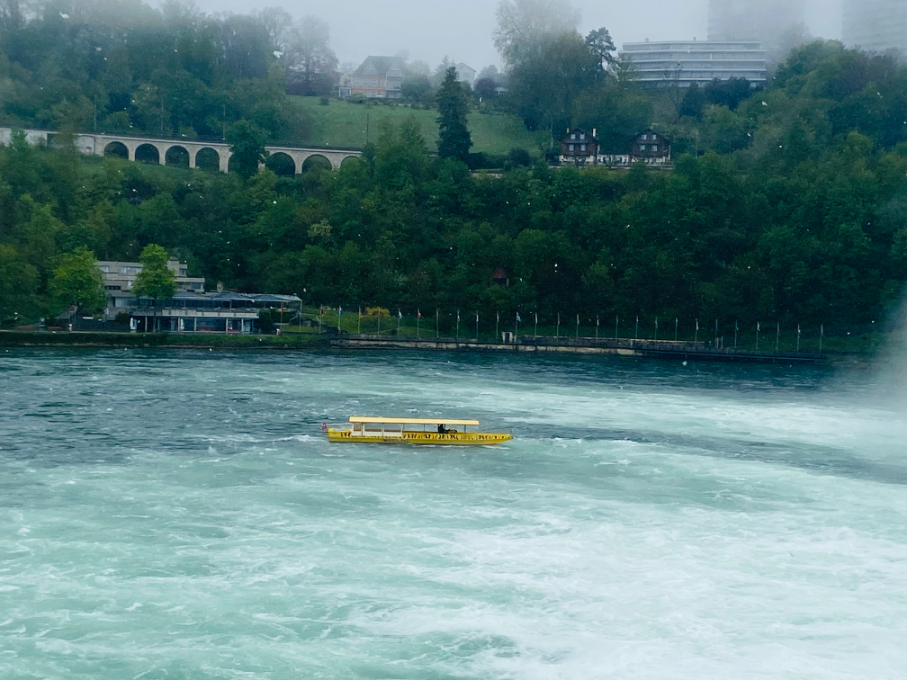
[0,349,904,679]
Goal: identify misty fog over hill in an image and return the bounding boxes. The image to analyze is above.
[189,0,844,70]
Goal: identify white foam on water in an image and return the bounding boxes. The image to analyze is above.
[0,352,903,679]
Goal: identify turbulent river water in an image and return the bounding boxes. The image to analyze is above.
[0,349,904,680]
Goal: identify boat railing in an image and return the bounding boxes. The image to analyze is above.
[331,428,508,442]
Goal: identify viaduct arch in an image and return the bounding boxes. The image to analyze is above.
[0,127,361,173]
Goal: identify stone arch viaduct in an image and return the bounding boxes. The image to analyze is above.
[0,128,361,173]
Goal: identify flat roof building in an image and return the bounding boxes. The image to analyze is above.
[619,40,767,87]
[97,259,205,294]
[126,292,302,334]
[97,259,206,323]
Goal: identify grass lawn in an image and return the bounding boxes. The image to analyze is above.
[288,96,548,156]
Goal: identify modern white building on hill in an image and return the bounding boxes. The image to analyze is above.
[619,40,767,87]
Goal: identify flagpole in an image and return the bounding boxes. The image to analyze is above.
[436,309,439,339]
[397,309,401,335]
[819,324,823,353]
[534,312,538,338]
[796,324,800,352]
[475,311,479,341]
[675,317,678,341]
[655,316,658,340]
[377,311,380,335]
[456,310,460,340]
[556,313,560,340]
[695,318,699,343]
[576,314,579,339]
[514,311,519,338]
[635,315,638,340]
[358,307,361,335]
[776,322,780,351]
[615,315,618,341]
[755,322,759,351]
[417,310,420,338]
[495,311,499,341]
[595,314,599,341]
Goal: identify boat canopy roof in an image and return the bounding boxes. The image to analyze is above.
[349,416,480,426]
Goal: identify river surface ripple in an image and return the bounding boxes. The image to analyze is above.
[0,349,904,679]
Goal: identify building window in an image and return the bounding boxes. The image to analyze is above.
[568,144,574,151]
[640,145,646,152]
[570,133,576,140]
[580,144,586,151]
[580,133,585,140]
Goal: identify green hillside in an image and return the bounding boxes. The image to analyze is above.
[289,97,548,155]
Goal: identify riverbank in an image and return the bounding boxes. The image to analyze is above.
[330,335,832,363]
[0,330,328,350]
[0,329,850,363]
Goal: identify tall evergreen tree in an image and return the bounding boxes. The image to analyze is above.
[436,67,472,164]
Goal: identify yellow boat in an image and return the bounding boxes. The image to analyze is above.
[327,416,512,445]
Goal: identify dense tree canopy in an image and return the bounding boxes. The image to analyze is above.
[0,35,903,334]
[0,0,310,141]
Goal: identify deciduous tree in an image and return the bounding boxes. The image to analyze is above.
[493,0,580,68]
[286,15,338,96]
[134,244,177,301]
[48,247,106,314]
[227,120,270,179]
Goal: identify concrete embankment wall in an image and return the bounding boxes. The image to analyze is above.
[332,338,643,356]
[329,337,826,363]
[0,331,829,363]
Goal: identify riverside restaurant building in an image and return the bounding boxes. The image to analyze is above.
[127,292,302,333]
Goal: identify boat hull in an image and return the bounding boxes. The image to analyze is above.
[327,429,512,445]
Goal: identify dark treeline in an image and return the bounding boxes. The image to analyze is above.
[0,39,905,328]
[0,0,307,141]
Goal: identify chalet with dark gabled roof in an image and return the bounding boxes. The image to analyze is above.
[349,56,409,99]
[559,127,598,166]
[632,129,671,162]
[599,129,673,168]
